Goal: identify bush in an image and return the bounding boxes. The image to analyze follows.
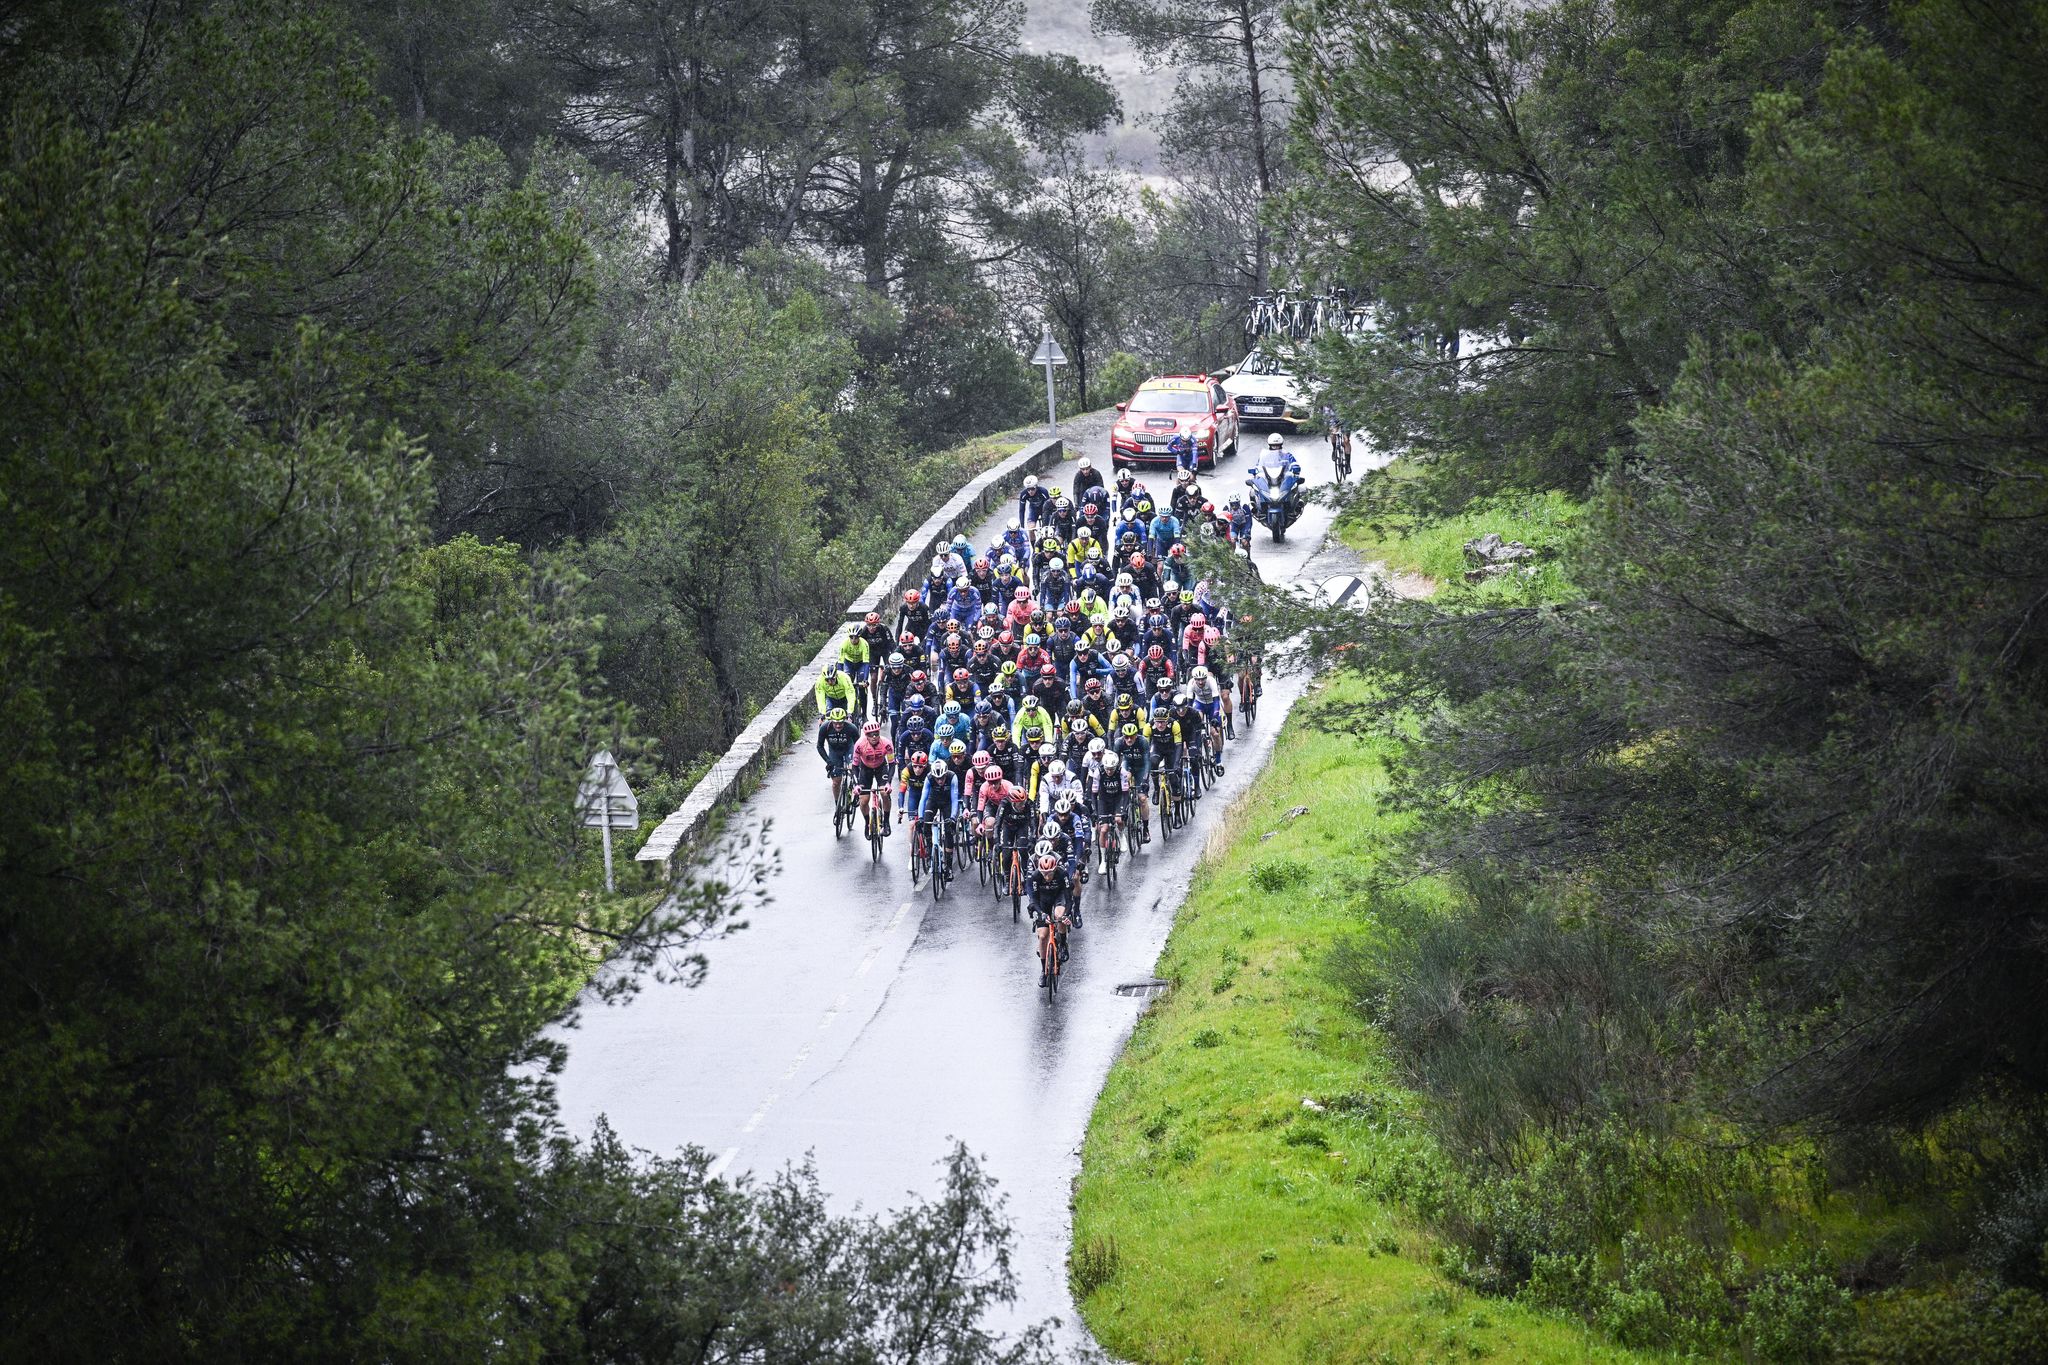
[1249,857,1310,892]
[1742,1256,1853,1364]
[1975,1164,2048,1290]
[1845,1286,2048,1365]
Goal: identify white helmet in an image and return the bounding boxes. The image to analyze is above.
[1049,760,1067,778]
[1024,474,1039,489]
[931,555,947,575]
[1008,516,1021,530]
[1102,751,1120,771]
[1088,737,1107,754]
[1055,794,1075,814]
[1266,432,1285,449]
[1192,665,1209,681]
[1039,743,1057,759]
[955,575,970,590]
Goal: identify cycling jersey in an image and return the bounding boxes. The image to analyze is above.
[815,670,858,712]
[899,768,958,821]
[1039,771,1079,813]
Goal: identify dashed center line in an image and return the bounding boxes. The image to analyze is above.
[709,899,915,1182]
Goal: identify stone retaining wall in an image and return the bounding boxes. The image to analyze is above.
[636,433,1079,872]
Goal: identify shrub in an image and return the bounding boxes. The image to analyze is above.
[1975,1164,2048,1290]
[1844,1285,2048,1365]
[1742,1256,1853,1364]
[1249,857,1310,892]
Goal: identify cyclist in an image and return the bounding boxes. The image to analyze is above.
[1149,698,1185,808]
[850,721,897,834]
[1000,516,1032,570]
[942,667,978,711]
[1107,651,1142,704]
[1109,687,1148,734]
[940,575,984,634]
[1188,666,1226,752]
[1115,721,1153,843]
[897,696,935,760]
[933,698,972,749]
[1167,430,1196,475]
[1001,585,1035,634]
[854,608,893,678]
[1039,757,1079,814]
[1171,470,1205,521]
[1038,555,1072,611]
[816,706,859,808]
[1011,692,1055,746]
[1047,795,1092,922]
[1090,747,1131,843]
[1018,473,1052,532]
[1227,496,1254,548]
[898,750,959,856]
[901,667,940,721]
[1025,849,1072,977]
[815,661,860,718]
[1138,643,1175,698]
[986,727,1025,785]
[1126,551,1161,603]
[878,652,913,731]
[1148,506,1182,561]
[1077,676,1112,733]
[896,588,933,646]
[1173,690,1215,784]
[1073,455,1106,501]
[1030,661,1068,714]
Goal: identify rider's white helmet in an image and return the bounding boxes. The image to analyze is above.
[1024,474,1039,489]
[1192,665,1209,680]
[1102,751,1120,770]
[1266,432,1285,448]
[1008,516,1021,530]
[1088,737,1107,754]
[1039,743,1057,759]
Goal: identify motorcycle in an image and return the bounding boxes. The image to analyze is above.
[1246,455,1305,543]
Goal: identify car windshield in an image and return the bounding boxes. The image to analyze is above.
[1128,390,1208,414]
[1237,350,1288,377]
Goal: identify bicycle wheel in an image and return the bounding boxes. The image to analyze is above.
[867,799,885,864]
[930,826,948,901]
[1155,775,1174,840]
[1010,852,1023,922]
[908,821,926,881]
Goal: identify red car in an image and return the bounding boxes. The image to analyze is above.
[1110,375,1241,470]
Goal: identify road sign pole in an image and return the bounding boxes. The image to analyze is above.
[1042,325,1058,439]
[600,818,615,893]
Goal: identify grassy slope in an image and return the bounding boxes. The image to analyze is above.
[1072,672,1651,1364]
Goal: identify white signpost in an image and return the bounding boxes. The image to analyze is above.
[576,749,639,893]
[1030,325,1067,439]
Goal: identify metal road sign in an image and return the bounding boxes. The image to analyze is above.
[577,749,639,829]
[1321,575,1371,610]
[1030,333,1068,366]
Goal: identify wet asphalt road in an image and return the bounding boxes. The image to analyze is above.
[552,425,1384,1355]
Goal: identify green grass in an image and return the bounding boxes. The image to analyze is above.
[1071,674,1654,1364]
[1339,477,1584,599]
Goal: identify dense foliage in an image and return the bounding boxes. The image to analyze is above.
[1275,0,2048,1351]
[0,1,1083,1356]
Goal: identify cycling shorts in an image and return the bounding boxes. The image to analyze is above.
[822,747,853,777]
[1195,698,1222,726]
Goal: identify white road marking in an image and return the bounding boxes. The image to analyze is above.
[712,902,919,1179]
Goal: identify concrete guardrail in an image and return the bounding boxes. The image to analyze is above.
[636,433,1080,873]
